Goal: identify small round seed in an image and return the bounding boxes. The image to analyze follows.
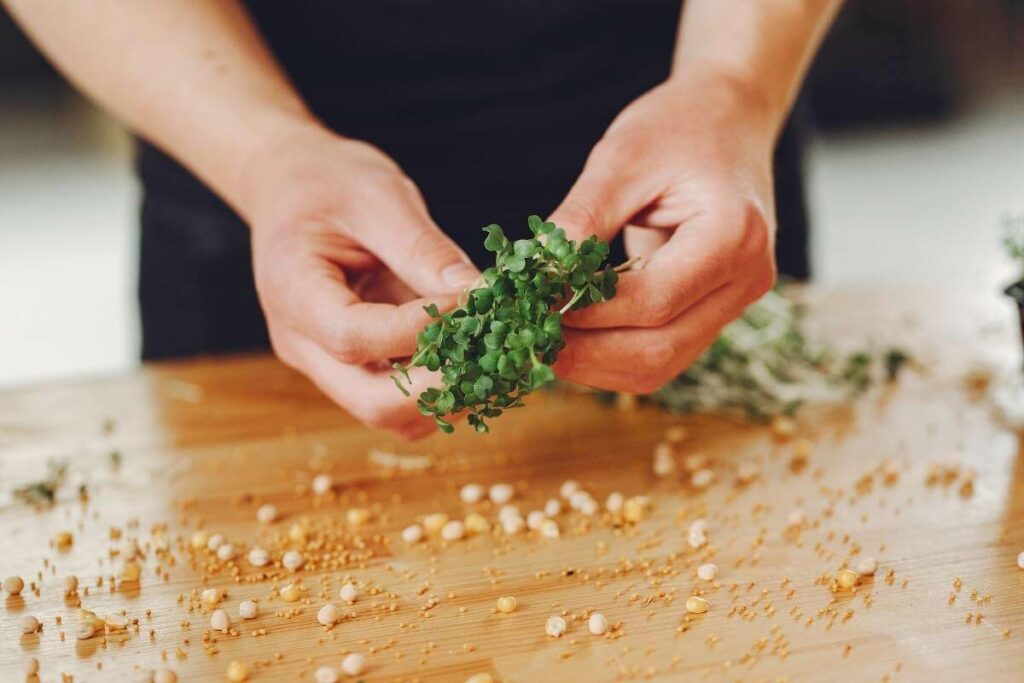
[210,609,231,634]
[206,533,225,552]
[857,557,878,576]
[75,622,96,640]
[312,473,332,496]
[105,613,129,631]
[346,507,370,527]
[282,550,304,572]
[314,666,339,683]
[544,498,562,516]
[62,575,79,596]
[339,582,358,603]
[280,583,301,603]
[201,588,220,606]
[526,510,546,530]
[559,480,580,499]
[588,612,608,635]
[19,614,40,634]
[464,513,490,534]
[697,563,718,582]
[488,483,514,505]
[3,576,25,595]
[539,519,560,539]
[340,652,365,676]
[238,600,259,620]
[226,660,248,682]
[256,504,278,524]
[401,524,424,544]
[247,548,270,567]
[317,603,339,626]
[501,515,526,536]
[459,483,485,504]
[440,520,466,542]
[422,513,449,536]
[605,492,624,513]
[216,543,237,562]
[189,530,209,550]
[496,596,517,614]
[545,615,567,637]
[837,568,859,589]
[685,596,709,614]
[154,668,178,683]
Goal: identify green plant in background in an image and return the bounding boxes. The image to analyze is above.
[641,290,909,421]
[393,215,619,433]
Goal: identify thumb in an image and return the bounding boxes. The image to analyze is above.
[360,201,480,297]
[547,147,655,245]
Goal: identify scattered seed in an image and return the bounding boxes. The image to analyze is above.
[540,519,560,539]
[559,480,580,499]
[340,652,366,676]
[464,513,490,534]
[19,614,40,634]
[3,576,25,596]
[201,588,221,606]
[62,575,79,596]
[154,669,178,683]
[247,548,270,567]
[280,584,301,603]
[441,520,466,542]
[317,603,339,626]
[315,665,339,683]
[857,557,878,576]
[210,609,231,634]
[226,660,248,681]
[339,582,358,603]
[488,483,514,505]
[75,622,96,640]
[697,563,718,582]
[459,483,485,504]
[526,510,546,530]
[401,524,424,544]
[605,492,624,513]
[311,474,332,496]
[544,498,563,516]
[545,615,567,637]
[190,530,208,550]
[588,613,608,635]
[346,507,370,527]
[837,569,859,589]
[496,596,517,614]
[282,550,304,572]
[238,600,259,620]
[422,513,449,536]
[256,504,278,524]
[465,674,493,683]
[216,543,237,562]
[685,596,709,614]
[105,613,128,631]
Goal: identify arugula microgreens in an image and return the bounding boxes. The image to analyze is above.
[392,215,619,434]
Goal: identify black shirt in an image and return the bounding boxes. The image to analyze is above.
[137,0,807,359]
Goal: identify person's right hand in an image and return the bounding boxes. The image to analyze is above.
[241,125,480,439]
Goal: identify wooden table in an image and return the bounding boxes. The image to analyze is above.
[1,285,1022,682]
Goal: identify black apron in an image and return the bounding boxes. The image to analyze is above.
[138,0,809,359]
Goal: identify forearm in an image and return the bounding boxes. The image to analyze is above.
[3,0,317,217]
[672,0,842,134]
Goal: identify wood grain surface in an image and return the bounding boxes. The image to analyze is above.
[1,284,1022,683]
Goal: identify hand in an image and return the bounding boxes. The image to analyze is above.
[243,125,480,438]
[550,72,780,394]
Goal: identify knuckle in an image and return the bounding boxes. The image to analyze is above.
[323,322,366,365]
[639,341,677,376]
[643,288,680,326]
[558,196,603,237]
[737,203,772,259]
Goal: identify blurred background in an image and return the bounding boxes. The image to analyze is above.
[1,1,1022,388]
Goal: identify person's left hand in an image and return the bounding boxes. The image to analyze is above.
[550,71,780,394]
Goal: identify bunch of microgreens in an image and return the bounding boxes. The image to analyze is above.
[392,215,619,433]
[640,289,909,421]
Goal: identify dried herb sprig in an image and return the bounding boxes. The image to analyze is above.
[640,290,909,421]
[393,215,618,433]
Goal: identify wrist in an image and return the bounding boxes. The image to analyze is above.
[666,62,787,142]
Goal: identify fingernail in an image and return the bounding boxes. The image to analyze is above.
[441,262,480,289]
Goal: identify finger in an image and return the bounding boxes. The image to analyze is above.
[285,331,439,434]
[554,282,749,394]
[564,201,768,330]
[266,254,457,366]
[547,143,658,245]
[354,192,480,296]
[623,225,669,260]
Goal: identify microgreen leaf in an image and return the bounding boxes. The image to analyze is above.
[391,215,618,433]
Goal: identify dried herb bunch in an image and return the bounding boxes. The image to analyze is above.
[393,215,618,433]
[643,290,909,421]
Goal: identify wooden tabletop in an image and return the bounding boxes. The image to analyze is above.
[1,284,1022,683]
